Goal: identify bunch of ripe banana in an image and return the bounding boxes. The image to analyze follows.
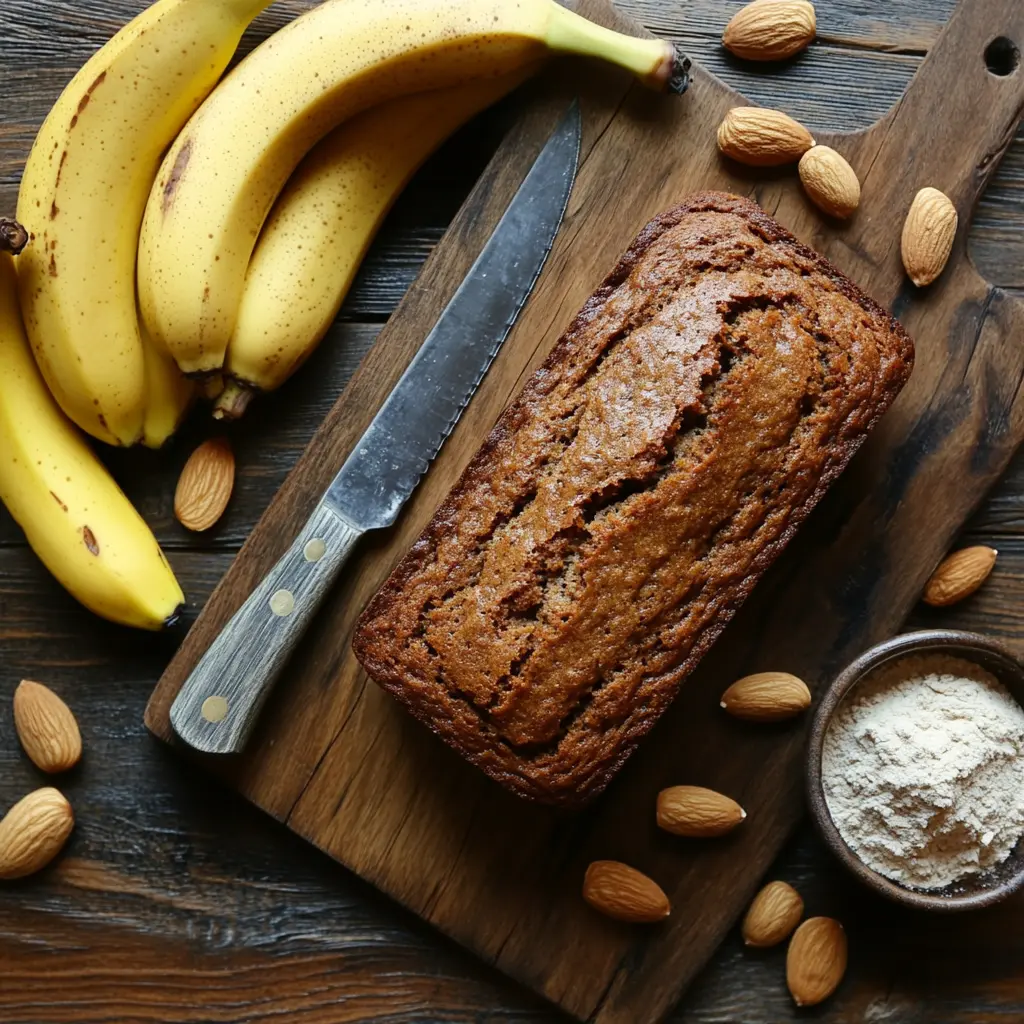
[3,0,677,627]
[0,226,184,630]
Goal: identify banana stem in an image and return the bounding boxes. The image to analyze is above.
[543,5,684,91]
[0,219,28,255]
[212,380,254,421]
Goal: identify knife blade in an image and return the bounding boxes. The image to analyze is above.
[171,101,582,754]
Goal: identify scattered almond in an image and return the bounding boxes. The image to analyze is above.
[656,785,746,837]
[742,880,804,947]
[922,545,997,606]
[0,788,74,880]
[799,145,860,218]
[901,186,957,286]
[721,671,811,720]
[723,0,816,61]
[174,436,235,532]
[13,681,82,774]
[582,860,670,923]
[786,916,847,1007]
[717,107,815,166]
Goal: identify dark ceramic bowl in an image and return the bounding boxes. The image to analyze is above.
[806,629,1024,911]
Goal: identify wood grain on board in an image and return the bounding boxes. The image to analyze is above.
[139,0,1024,1020]
[2,0,1024,1021]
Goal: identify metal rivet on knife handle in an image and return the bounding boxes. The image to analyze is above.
[269,590,295,616]
[201,695,229,723]
[304,538,327,562]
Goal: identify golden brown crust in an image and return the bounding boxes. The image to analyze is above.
[353,191,914,808]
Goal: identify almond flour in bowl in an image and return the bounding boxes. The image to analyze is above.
[821,652,1024,892]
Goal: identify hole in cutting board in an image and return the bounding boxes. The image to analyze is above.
[984,37,1020,77]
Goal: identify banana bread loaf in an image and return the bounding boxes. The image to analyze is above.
[353,191,913,807]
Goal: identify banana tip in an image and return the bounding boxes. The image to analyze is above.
[664,48,691,95]
[0,218,29,256]
[164,603,186,629]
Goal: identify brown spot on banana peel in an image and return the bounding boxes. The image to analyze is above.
[55,151,68,188]
[50,492,68,512]
[82,526,99,555]
[0,219,28,255]
[162,138,193,213]
[69,71,107,129]
[48,253,58,278]
[85,71,107,103]
[50,201,59,220]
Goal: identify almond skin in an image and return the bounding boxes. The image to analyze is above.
[583,860,670,923]
[13,681,82,774]
[656,785,746,837]
[174,437,235,532]
[786,917,847,1007]
[0,788,74,880]
[723,0,816,61]
[901,187,957,286]
[742,880,804,947]
[721,671,811,721]
[922,545,997,606]
[799,146,860,219]
[717,107,815,166]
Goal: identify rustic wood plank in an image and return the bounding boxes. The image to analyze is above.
[1,537,1023,1022]
[143,0,1024,1019]
[7,0,1024,306]
[3,0,1024,1022]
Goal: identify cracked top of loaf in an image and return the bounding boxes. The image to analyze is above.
[353,191,913,808]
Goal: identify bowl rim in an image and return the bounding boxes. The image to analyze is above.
[805,628,1024,912]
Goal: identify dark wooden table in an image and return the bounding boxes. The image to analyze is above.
[2,1,1024,1020]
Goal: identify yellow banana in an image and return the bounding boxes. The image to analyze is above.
[214,72,531,420]
[138,0,677,377]
[16,0,273,445]
[0,248,184,630]
[141,326,196,449]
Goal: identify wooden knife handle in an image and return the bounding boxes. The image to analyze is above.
[169,503,363,755]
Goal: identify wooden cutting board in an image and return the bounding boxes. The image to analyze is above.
[147,0,1024,1019]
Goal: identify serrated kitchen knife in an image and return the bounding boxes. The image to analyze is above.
[171,101,582,754]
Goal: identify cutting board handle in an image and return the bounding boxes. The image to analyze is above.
[859,0,1024,243]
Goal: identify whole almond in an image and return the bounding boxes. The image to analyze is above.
[799,146,860,219]
[0,788,74,880]
[656,785,746,837]
[174,437,235,532]
[901,187,957,286]
[786,917,847,1007]
[721,671,811,721]
[922,545,997,606]
[583,860,670,923]
[13,681,82,774]
[717,107,814,166]
[742,880,804,947]
[723,0,816,61]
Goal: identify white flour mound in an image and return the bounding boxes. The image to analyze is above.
[822,653,1024,890]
